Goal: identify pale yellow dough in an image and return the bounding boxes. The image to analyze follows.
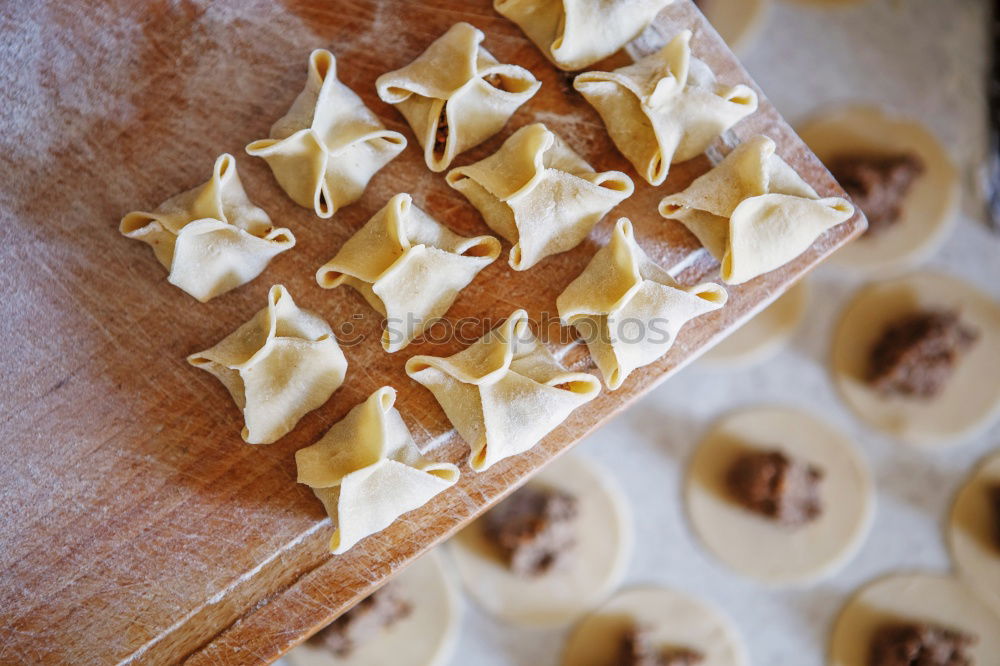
[376,22,540,172]
[296,386,459,554]
[284,550,461,666]
[447,123,634,270]
[799,105,959,276]
[246,50,406,218]
[494,0,674,71]
[561,586,747,666]
[405,309,602,471]
[557,217,728,390]
[574,30,758,186]
[949,451,1000,620]
[449,454,632,627]
[696,0,771,55]
[188,285,347,445]
[659,135,855,285]
[831,271,1000,447]
[316,193,500,352]
[702,278,808,366]
[120,154,295,302]
[686,406,873,585]
[829,573,1000,666]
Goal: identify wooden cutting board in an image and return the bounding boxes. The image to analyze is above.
[0,1,864,663]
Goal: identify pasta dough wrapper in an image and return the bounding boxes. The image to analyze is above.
[120,154,295,302]
[558,218,727,389]
[494,0,674,71]
[376,22,540,172]
[316,193,501,352]
[446,123,634,270]
[188,285,348,444]
[406,310,600,471]
[246,49,407,218]
[296,386,459,554]
[574,30,758,186]
[659,135,854,284]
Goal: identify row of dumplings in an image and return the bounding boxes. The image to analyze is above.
[118,9,855,553]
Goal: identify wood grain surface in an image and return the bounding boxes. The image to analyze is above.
[0,1,864,664]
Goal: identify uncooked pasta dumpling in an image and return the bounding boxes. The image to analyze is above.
[557,218,727,390]
[574,30,758,186]
[316,193,500,352]
[187,285,348,444]
[296,386,460,554]
[659,135,854,284]
[406,309,601,471]
[447,123,633,270]
[376,22,540,172]
[246,49,406,218]
[295,386,458,554]
[119,153,295,302]
[494,0,675,71]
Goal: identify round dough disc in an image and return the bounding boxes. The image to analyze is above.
[798,105,958,276]
[284,549,460,666]
[702,279,809,366]
[685,406,874,585]
[948,450,1000,618]
[561,586,747,666]
[697,0,771,55]
[831,271,1000,447]
[449,453,632,627]
[829,573,1000,665]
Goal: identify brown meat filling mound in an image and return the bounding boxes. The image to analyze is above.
[869,622,977,666]
[867,310,978,399]
[310,583,411,657]
[991,484,1000,552]
[482,484,579,576]
[615,626,704,666]
[727,450,823,526]
[829,153,924,236]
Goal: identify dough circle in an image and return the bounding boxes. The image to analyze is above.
[798,105,958,276]
[831,271,1000,447]
[828,572,1000,665]
[561,586,747,666]
[449,454,632,627]
[685,406,873,585]
[284,549,460,666]
[697,0,771,55]
[702,279,809,366]
[948,450,1000,619]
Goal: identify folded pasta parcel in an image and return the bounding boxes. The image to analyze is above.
[188,285,348,444]
[495,0,674,71]
[659,135,855,285]
[246,49,406,218]
[376,22,540,172]
[574,30,758,186]
[405,309,601,472]
[316,193,501,353]
[295,386,460,554]
[447,123,634,270]
[119,154,295,302]
[558,218,727,390]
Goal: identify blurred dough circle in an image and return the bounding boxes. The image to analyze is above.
[685,406,873,585]
[829,573,1000,666]
[702,279,808,366]
[449,454,632,627]
[562,586,747,666]
[831,271,1000,447]
[696,0,771,54]
[948,450,1000,618]
[799,105,958,276]
[284,549,460,666]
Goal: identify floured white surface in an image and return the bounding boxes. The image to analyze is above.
[441,2,1000,665]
